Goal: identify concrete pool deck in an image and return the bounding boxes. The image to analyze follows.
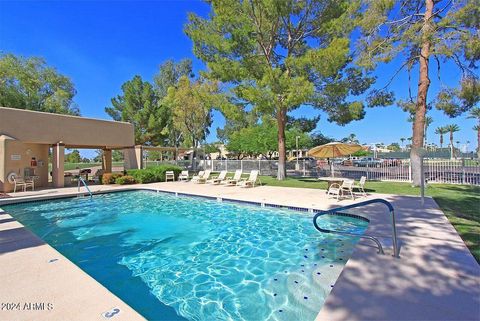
[0,182,479,321]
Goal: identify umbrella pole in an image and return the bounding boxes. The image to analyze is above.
[330,145,335,177]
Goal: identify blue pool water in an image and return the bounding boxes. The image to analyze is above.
[2,190,367,321]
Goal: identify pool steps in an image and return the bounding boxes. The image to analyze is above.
[313,199,400,258]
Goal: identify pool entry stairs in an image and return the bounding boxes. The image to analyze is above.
[313,199,399,258]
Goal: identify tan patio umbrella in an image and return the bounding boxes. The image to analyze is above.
[308,142,363,177]
[308,142,363,158]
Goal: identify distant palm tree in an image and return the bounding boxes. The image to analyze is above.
[474,125,480,156]
[342,133,359,144]
[424,116,433,147]
[445,124,460,158]
[467,107,480,157]
[406,137,412,149]
[400,137,406,150]
[434,126,448,148]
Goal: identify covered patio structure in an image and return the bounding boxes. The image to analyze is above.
[0,107,134,192]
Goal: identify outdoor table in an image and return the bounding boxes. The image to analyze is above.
[25,175,39,191]
[317,177,347,191]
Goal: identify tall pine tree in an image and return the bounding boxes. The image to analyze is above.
[186,0,383,180]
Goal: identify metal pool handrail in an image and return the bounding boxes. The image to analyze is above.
[77,176,93,199]
[313,199,399,258]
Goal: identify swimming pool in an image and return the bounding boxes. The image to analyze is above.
[2,190,368,321]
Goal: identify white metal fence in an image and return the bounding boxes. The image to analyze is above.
[145,158,480,185]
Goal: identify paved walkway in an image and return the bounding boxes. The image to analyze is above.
[0,209,145,321]
[0,182,479,321]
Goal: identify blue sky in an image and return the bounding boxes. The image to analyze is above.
[1,1,478,156]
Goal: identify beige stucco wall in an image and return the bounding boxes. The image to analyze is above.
[0,107,137,192]
[0,136,49,192]
[0,107,134,148]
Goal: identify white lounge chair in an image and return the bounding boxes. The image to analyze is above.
[353,176,367,197]
[207,170,228,184]
[225,170,243,186]
[191,170,204,183]
[178,170,189,182]
[165,171,175,182]
[237,170,259,188]
[13,176,34,193]
[327,179,355,200]
[192,170,211,184]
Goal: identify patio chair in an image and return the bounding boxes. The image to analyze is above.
[207,170,228,185]
[191,171,204,183]
[178,170,189,182]
[192,170,211,184]
[353,176,367,197]
[13,176,34,193]
[225,170,243,186]
[237,170,259,188]
[165,171,175,182]
[327,179,355,200]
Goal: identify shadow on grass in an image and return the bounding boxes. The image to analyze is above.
[433,195,479,223]
[430,184,480,194]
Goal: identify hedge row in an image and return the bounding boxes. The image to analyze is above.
[127,165,182,183]
[115,175,136,185]
[101,165,182,185]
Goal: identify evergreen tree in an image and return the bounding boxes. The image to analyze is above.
[105,75,166,145]
[186,0,383,180]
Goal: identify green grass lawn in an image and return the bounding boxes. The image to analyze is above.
[48,162,124,171]
[260,176,480,262]
[64,162,101,171]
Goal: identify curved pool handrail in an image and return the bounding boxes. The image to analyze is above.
[77,176,93,199]
[313,198,399,258]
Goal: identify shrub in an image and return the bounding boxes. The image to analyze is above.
[126,165,182,183]
[127,169,157,183]
[102,173,123,185]
[149,165,182,181]
[115,175,136,185]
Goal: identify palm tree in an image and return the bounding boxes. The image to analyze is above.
[407,137,412,149]
[342,133,359,144]
[445,124,460,158]
[467,107,480,157]
[423,116,433,147]
[474,125,480,157]
[434,126,448,148]
[400,137,406,150]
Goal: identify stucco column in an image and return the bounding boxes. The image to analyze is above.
[135,145,143,169]
[102,149,112,173]
[123,146,143,170]
[52,142,65,188]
